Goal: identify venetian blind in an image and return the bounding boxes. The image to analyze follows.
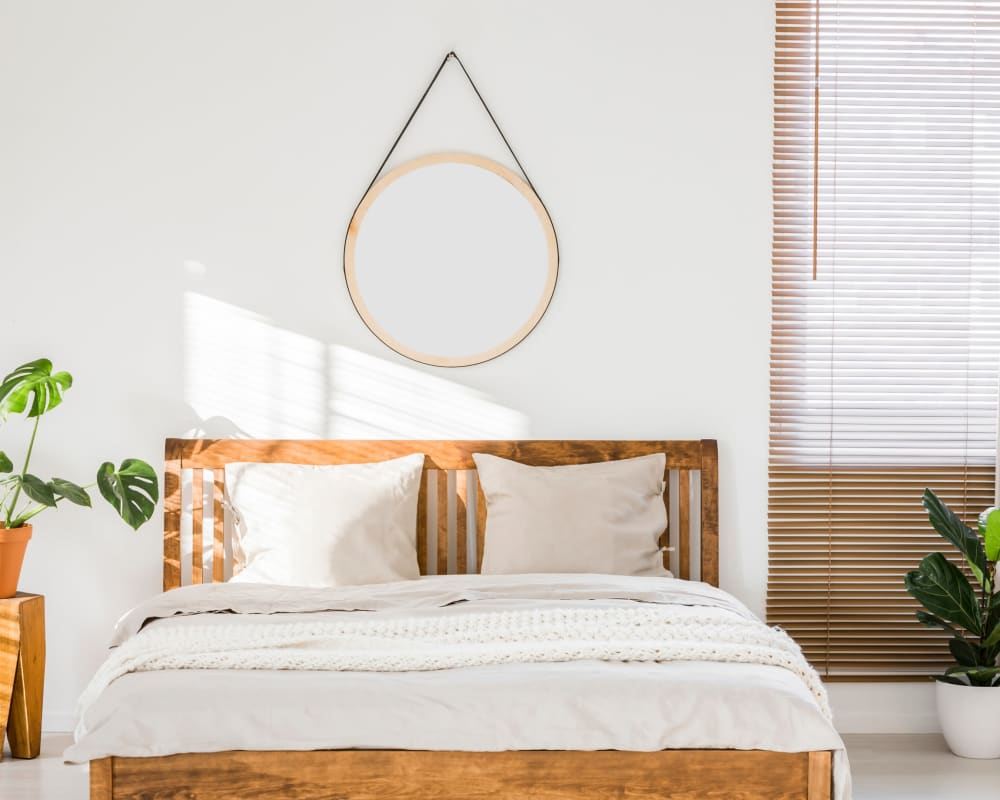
[770,0,1000,676]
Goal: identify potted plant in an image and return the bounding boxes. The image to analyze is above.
[905,489,1000,758]
[0,359,159,598]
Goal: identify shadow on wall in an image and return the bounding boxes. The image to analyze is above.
[181,292,530,439]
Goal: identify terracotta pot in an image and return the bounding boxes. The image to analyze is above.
[0,524,32,598]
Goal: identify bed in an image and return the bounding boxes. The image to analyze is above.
[73,438,843,800]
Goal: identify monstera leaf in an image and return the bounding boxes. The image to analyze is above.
[905,552,982,636]
[15,474,56,507]
[0,359,72,419]
[97,459,158,530]
[49,478,92,507]
[0,358,160,533]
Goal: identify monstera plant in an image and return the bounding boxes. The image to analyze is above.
[0,359,158,597]
[904,489,1000,758]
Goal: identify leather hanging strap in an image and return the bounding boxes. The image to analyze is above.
[360,51,545,199]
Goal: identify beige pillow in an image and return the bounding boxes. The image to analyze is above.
[474,452,669,576]
[226,454,424,587]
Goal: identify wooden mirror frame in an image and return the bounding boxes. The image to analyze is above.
[344,153,559,368]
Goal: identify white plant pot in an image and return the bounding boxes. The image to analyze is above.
[935,680,1000,759]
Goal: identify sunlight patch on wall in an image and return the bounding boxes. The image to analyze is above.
[327,345,529,438]
[183,292,529,439]
[184,293,327,437]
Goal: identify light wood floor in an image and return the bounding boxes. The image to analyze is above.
[1,733,997,799]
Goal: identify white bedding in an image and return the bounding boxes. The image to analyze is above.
[66,574,850,799]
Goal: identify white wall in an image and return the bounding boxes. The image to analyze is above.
[0,0,918,734]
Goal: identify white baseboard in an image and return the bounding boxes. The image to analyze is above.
[827,682,941,734]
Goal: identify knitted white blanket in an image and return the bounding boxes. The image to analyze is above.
[78,603,830,722]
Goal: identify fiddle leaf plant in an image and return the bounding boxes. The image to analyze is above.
[904,488,1000,687]
[0,359,158,531]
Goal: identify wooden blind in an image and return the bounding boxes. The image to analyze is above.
[770,1,1000,677]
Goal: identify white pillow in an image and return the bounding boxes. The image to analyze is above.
[226,454,424,587]
[474,452,669,577]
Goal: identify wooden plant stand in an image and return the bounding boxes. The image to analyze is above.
[0,593,45,760]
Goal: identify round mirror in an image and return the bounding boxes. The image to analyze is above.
[345,153,558,367]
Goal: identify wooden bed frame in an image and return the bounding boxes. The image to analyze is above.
[89,438,833,800]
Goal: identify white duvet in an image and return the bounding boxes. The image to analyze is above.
[67,573,850,798]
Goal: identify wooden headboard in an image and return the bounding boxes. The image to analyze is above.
[163,439,719,592]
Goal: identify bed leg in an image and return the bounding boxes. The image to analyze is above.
[90,757,113,800]
[806,750,832,800]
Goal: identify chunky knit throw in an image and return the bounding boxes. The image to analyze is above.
[78,603,830,724]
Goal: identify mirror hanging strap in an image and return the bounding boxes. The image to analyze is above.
[360,51,545,201]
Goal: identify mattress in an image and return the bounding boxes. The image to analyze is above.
[65,573,851,798]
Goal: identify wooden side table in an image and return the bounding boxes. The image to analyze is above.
[0,593,44,760]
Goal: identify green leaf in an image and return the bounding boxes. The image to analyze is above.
[49,478,91,507]
[948,636,981,667]
[922,489,989,590]
[905,552,983,636]
[944,665,1000,687]
[980,507,1000,563]
[0,451,11,473]
[0,359,72,419]
[987,593,1000,653]
[982,621,1000,650]
[18,474,56,507]
[915,610,962,636]
[96,459,158,530]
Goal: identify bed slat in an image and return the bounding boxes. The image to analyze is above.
[191,470,203,585]
[678,470,691,580]
[661,470,671,558]
[436,471,449,576]
[700,439,720,587]
[163,454,181,593]
[455,470,469,574]
[475,475,487,573]
[416,469,428,574]
[212,474,225,583]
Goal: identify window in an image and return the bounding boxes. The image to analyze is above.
[770,1,1000,676]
